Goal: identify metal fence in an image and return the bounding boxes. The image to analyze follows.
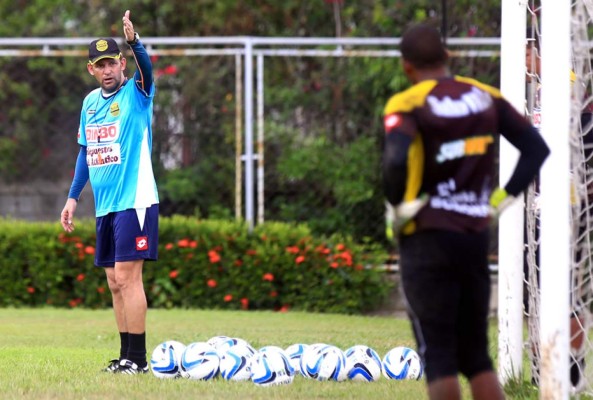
[0,36,500,242]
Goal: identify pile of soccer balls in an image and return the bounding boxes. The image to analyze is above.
[150,336,423,386]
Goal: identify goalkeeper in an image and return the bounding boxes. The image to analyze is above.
[382,23,549,400]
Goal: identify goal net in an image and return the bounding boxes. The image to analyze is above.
[524,0,593,394]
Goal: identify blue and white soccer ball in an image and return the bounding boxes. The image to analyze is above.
[285,343,308,376]
[180,342,220,380]
[344,345,382,382]
[258,345,286,354]
[382,346,424,380]
[210,336,254,357]
[219,342,257,381]
[251,347,295,386]
[300,344,347,381]
[150,340,186,379]
[206,335,232,352]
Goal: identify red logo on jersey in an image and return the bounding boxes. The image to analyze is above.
[384,113,402,132]
[136,236,148,251]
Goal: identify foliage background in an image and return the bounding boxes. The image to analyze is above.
[0,0,502,248]
[0,217,391,313]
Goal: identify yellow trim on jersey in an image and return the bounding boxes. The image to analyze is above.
[401,135,425,235]
[453,76,502,98]
[383,80,439,115]
[404,135,424,202]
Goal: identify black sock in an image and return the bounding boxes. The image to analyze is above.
[128,332,147,368]
[119,332,129,360]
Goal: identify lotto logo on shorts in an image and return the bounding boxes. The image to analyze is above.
[136,236,148,251]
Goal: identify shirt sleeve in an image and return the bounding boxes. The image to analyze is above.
[128,40,154,97]
[496,98,550,196]
[382,112,418,205]
[67,146,89,200]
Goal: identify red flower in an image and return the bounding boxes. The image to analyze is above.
[75,242,83,249]
[26,286,35,294]
[316,245,331,254]
[169,270,179,279]
[338,251,353,266]
[330,262,339,269]
[240,298,249,310]
[207,279,217,288]
[97,287,105,294]
[84,246,95,255]
[189,240,198,248]
[224,294,233,302]
[269,290,278,298]
[165,243,174,250]
[278,305,289,313]
[262,273,274,282]
[69,298,82,308]
[295,255,306,264]
[286,246,300,254]
[178,239,189,248]
[246,249,257,256]
[234,259,243,267]
[76,273,85,282]
[336,243,345,251]
[208,250,221,263]
[164,65,178,75]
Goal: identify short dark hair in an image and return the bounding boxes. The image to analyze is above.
[400,24,448,69]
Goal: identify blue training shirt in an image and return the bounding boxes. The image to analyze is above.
[77,46,158,217]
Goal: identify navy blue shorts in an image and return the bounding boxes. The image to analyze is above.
[95,204,159,267]
[399,229,493,383]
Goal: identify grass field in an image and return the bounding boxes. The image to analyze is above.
[0,308,535,400]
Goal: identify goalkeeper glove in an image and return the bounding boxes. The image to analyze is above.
[385,194,429,240]
[489,187,516,218]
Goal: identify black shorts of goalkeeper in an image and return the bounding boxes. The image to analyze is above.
[398,229,494,382]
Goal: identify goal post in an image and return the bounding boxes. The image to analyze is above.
[498,0,527,385]
[539,0,572,398]
[502,0,593,398]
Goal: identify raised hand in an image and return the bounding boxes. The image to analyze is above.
[122,10,135,42]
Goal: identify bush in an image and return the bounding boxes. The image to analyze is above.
[0,216,392,314]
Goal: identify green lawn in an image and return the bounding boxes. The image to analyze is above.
[0,308,534,400]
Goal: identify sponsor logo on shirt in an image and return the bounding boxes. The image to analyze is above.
[436,135,494,163]
[430,178,490,217]
[86,120,120,144]
[86,143,121,168]
[427,86,493,118]
[136,236,148,251]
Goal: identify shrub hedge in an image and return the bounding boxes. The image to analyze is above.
[0,216,392,314]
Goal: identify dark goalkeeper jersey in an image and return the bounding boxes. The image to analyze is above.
[382,76,549,234]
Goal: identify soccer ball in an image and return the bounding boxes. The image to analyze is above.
[382,346,423,380]
[344,345,382,382]
[180,342,220,380]
[251,347,295,386]
[219,342,257,381]
[301,344,347,381]
[285,343,308,376]
[150,340,186,379]
[258,345,286,354]
[206,335,232,349]
[210,336,254,357]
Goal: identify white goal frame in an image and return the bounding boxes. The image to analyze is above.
[499,1,573,398]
